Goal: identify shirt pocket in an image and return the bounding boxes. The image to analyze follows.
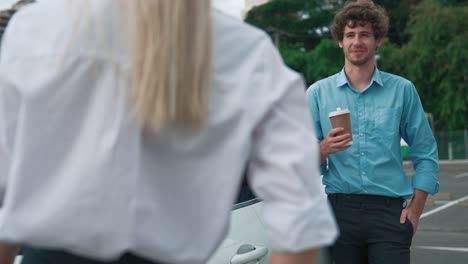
[372,107,402,144]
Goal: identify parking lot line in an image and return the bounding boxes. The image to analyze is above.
[414,246,468,253]
[421,195,468,219]
[455,172,468,179]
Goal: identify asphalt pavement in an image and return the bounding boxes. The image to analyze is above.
[404,160,468,264]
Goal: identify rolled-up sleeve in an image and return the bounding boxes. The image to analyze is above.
[400,82,439,195]
[249,39,337,252]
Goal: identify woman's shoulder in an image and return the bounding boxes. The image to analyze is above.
[213,9,274,60]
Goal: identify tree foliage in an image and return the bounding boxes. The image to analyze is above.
[278,39,343,85]
[306,39,343,83]
[372,0,422,46]
[379,0,467,130]
[245,0,342,50]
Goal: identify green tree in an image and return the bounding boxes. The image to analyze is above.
[245,0,342,50]
[373,0,422,46]
[306,38,343,84]
[244,0,425,86]
[278,39,343,86]
[278,42,310,79]
[380,0,467,130]
[245,0,422,48]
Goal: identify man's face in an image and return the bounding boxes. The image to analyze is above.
[339,23,382,66]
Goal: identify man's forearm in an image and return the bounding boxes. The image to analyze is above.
[0,243,18,264]
[270,248,320,264]
[410,189,428,216]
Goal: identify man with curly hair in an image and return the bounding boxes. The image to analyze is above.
[306,1,439,263]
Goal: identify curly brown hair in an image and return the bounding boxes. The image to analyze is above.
[331,0,389,41]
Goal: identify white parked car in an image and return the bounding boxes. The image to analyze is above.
[208,192,332,264]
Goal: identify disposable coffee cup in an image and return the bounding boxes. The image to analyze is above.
[328,107,353,146]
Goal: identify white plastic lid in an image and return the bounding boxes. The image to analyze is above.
[328,107,350,117]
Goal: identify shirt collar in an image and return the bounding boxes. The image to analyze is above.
[336,68,348,88]
[372,67,384,87]
[336,67,384,88]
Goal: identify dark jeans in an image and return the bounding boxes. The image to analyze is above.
[21,247,164,264]
[328,194,413,264]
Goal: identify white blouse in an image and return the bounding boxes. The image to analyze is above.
[0,1,337,263]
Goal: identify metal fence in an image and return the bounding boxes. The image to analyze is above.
[435,129,468,160]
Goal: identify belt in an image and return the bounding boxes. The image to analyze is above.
[328,193,407,208]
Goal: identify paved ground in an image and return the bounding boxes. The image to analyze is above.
[13,160,468,264]
[404,160,468,264]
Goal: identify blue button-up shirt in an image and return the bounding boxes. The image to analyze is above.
[306,68,439,199]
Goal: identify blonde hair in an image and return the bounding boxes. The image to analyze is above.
[127,0,212,132]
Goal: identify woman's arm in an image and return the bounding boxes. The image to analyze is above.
[270,249,320,264]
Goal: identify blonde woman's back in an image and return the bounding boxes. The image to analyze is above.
[0,1,337,263]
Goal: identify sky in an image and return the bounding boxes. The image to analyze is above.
[1,0,245,16]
